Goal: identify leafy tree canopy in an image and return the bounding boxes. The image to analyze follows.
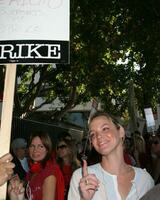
[1,0,160,122]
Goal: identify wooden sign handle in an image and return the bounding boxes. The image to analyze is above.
[0,64,17,199]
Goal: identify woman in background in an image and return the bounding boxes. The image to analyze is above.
[8,131,64,200]
[150,133,160,184]
[56,137,81,199]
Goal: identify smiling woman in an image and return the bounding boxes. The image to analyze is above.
[68,111,154,200]
[8,131,65,200]
[26,131,64,200]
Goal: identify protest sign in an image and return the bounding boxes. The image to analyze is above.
[0,0,70,64]
[0,1,70,198]
[144,108,155,133]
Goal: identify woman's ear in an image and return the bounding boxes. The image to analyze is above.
[119,125,125,139]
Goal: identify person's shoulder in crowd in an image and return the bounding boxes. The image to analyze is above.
[140,184,160,200]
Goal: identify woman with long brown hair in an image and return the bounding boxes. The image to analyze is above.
[8,131,64,200]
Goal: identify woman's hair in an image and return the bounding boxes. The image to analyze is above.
[56,138,80,171]
[28,131,53,167]
[89,111,120,130]
[134,134,146,153]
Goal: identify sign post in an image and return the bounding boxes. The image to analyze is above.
[0,1,70,198]
[0,65,17,199]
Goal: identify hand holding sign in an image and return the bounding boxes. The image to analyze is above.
[0,153,15,186]
[79,160,99,200]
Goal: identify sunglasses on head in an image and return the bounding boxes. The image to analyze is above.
[57,144,67,150]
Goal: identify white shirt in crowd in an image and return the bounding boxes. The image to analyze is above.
[68,163,154,200]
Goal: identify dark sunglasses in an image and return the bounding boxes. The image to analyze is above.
[152,140,159,145]
[57,144,67,150]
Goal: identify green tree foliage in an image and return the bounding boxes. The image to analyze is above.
[70,0,160,116]
[1,0,160,121]
[14,64,82,121]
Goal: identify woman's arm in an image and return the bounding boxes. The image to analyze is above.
[42,175,56,200]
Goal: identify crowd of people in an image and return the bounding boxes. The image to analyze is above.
[0,111,160,199]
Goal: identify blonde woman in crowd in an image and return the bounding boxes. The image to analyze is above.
[68,112,154,200]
